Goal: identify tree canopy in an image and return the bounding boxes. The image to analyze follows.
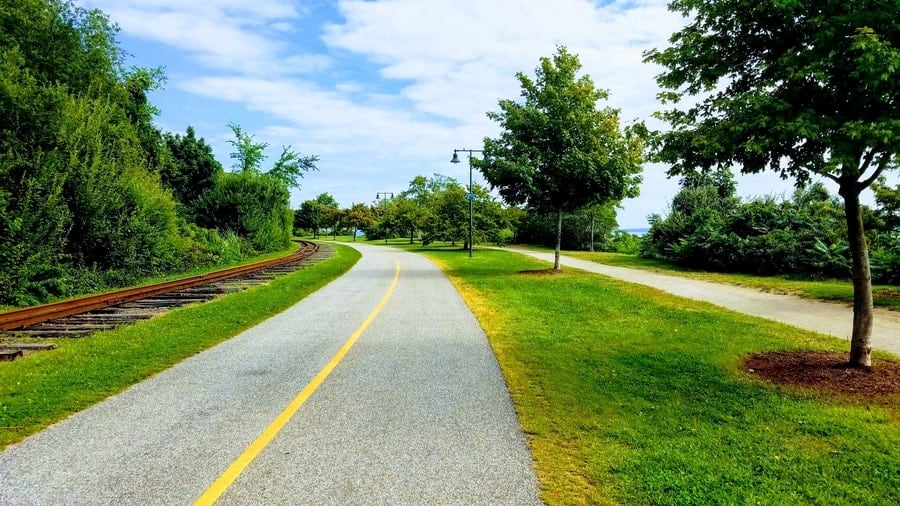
[479,46,644,268]
[644,0,900,367]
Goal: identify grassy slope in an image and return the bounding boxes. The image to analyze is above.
[0,243,360,449]
[418,246,899,505]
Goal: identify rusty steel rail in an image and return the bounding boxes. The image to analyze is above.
[0,242,320,331]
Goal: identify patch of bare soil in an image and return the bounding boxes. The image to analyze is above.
[517,268,564,276]
[873,289,900,300]
[744,351,900,397]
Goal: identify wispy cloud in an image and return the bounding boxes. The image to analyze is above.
[85,0,324,76]
[85,0,777,226]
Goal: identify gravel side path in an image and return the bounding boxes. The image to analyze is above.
[504,247,900,357]
[0,244,540,505]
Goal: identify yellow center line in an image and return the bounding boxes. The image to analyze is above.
[194,258,401,505]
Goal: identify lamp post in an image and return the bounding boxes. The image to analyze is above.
[375,192,393,244]
[450,149,483,258]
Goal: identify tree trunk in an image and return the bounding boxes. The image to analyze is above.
[409,227,414,244]
[840,183,874,368]
[554,208,562,270]
[589,211,595,252]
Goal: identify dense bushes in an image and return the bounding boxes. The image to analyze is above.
[641,173,900,283]
[0,1,303,306]
[194,172,293,253]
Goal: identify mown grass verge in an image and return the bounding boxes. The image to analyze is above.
[551,249,900,311]
[0,243,360,449]
[415,246,899,505]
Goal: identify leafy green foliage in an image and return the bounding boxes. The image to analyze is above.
[0,1,310,305]
[375,196,423,244]
[194,172,293,253]
[606,229,642,254]
[516,207,618,251]
[269,145,319,190]
[160,126,223,214]
[642,178,900,283]
[0,0,191,303]
[645,0,899,185]
[226,122,268,173]
[341,202,373,241]
[479,46,643,266]
[872,178,900,231]
[370,174,509,247]
[480,46,643,214]
[645,0,900,365]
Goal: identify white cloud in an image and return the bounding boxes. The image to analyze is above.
[83,0,321,76]
[87,0,822,227]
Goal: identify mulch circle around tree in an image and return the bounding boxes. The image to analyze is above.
[744,350,900,397]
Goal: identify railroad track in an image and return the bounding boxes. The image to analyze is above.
[0,242,331,348]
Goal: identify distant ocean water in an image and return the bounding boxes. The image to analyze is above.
[622,227,650,236]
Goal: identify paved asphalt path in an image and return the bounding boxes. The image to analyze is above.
[0,244,541,505]
[505,247,900,356]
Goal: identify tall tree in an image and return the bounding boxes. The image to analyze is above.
[582,203,618,252]
[345,203,374,241]
[295,200,323,238]
[269,145,319,190]
[315,193,340,238]
[644,0,899,367]
[381,196,422,244]
[0,0,203,303]
[479,46,644,269]
[226,123,317,189]
[227,122,268,174]
[161,126,223,213]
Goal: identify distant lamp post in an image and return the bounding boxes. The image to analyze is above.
[375,192,394,243]
[450,148,484,258]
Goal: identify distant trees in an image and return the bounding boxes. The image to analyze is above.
[515,205,619,252]
[345,203,375,241]
[644,0,899,367]
[363,175,510,247]
[478,46,644,269]
[295,193,339,238]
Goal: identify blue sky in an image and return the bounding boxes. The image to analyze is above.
[79,0,844,229]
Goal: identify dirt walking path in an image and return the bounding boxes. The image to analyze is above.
[504,247,900,357]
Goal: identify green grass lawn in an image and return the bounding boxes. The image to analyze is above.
[544,248,900,311]
[414,245,899,505]
[0,243,360,449]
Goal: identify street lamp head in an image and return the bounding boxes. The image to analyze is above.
[450,151,461,164]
